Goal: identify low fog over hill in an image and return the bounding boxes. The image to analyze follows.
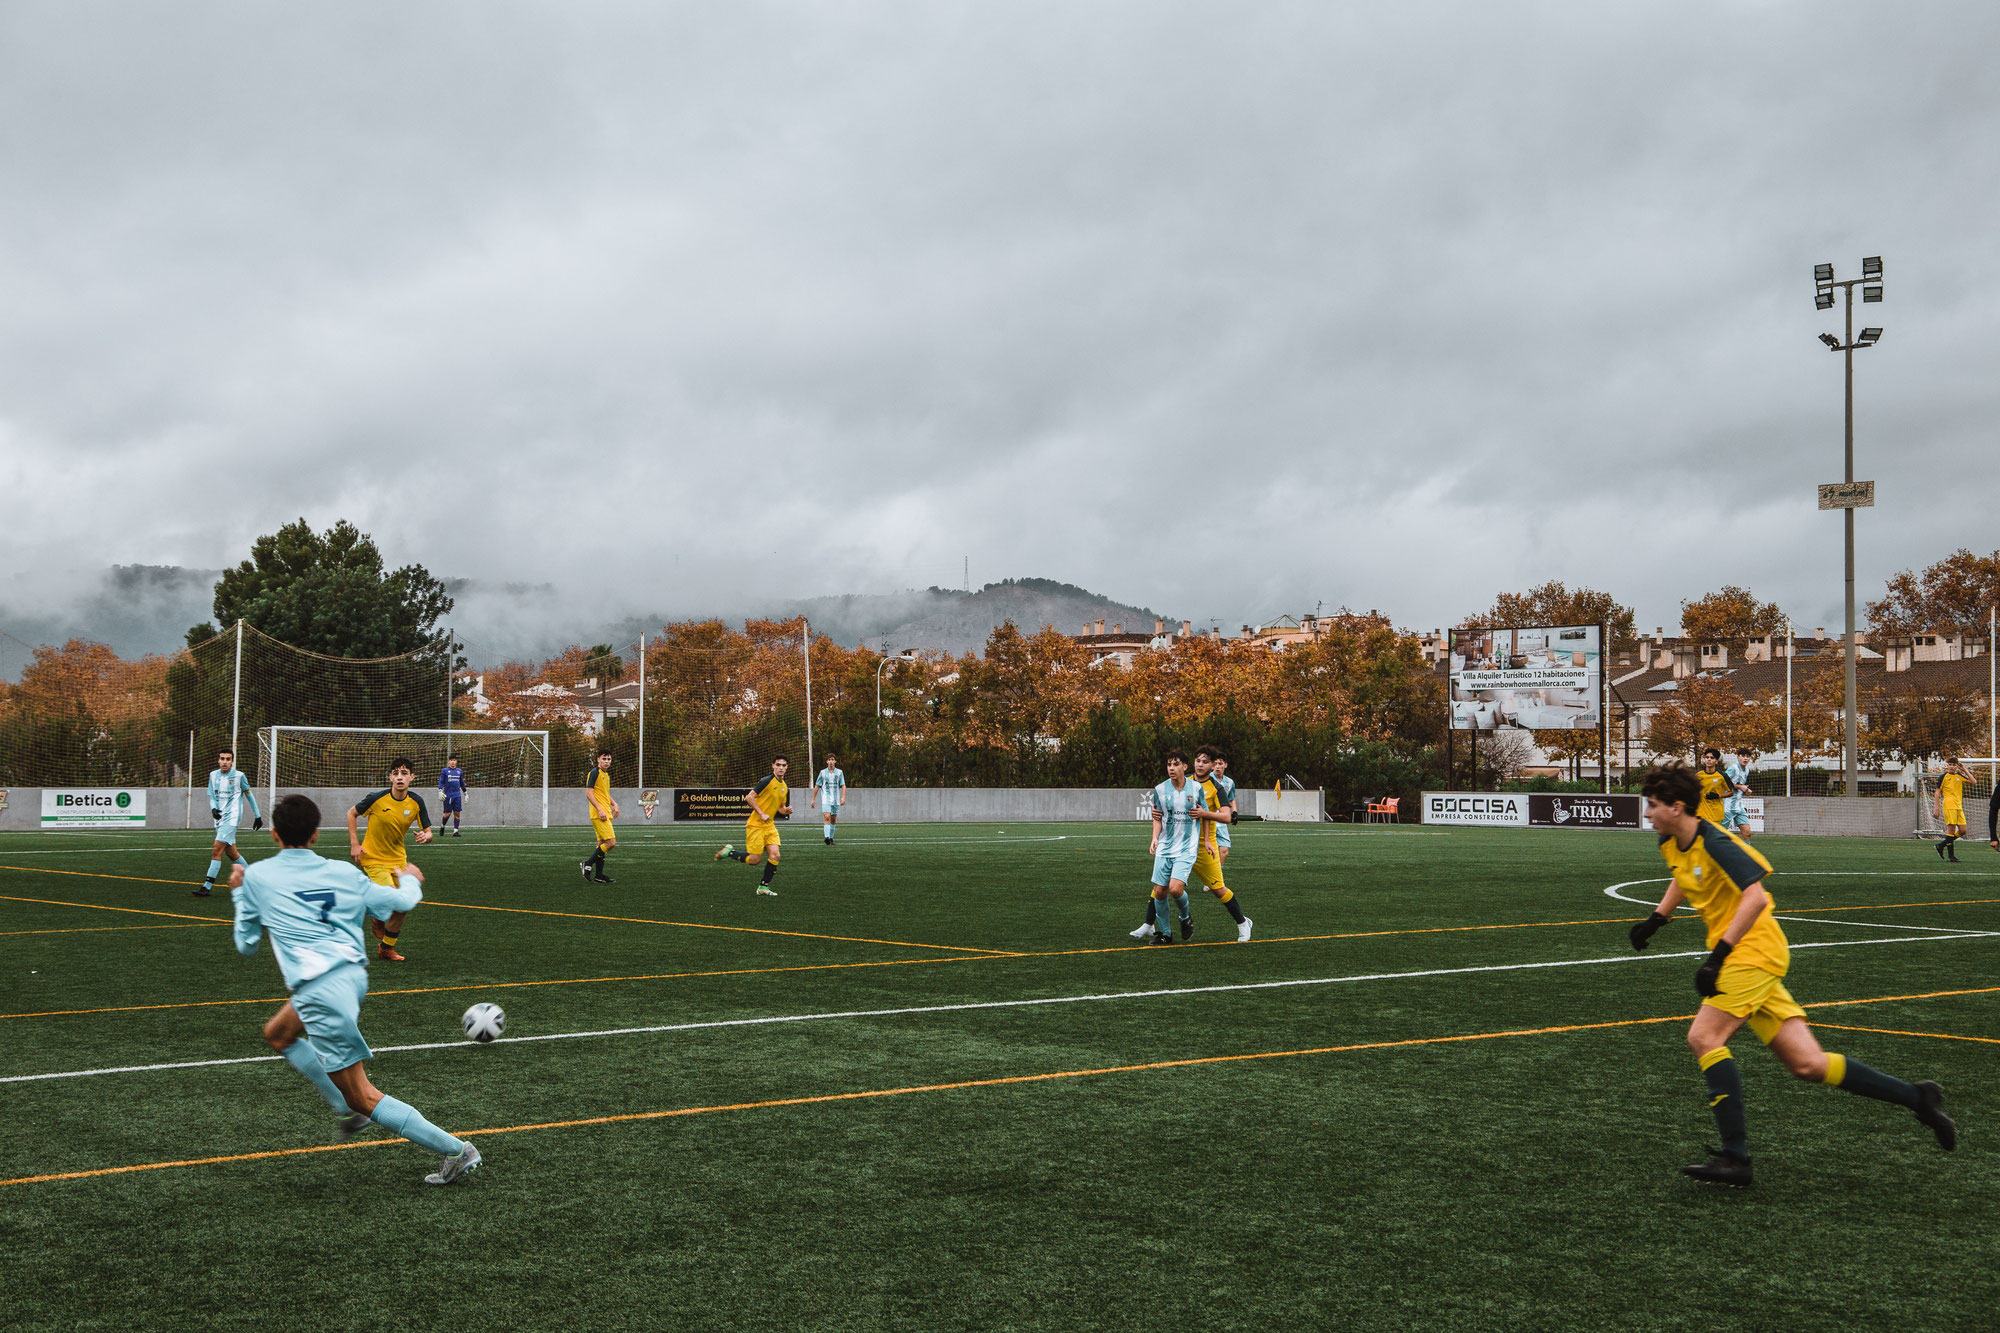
[0,567,1173,676]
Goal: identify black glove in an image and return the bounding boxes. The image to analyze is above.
[252,817,264,831]
[1629,912,1670,951]
[1694,941,1734,997]
[211,808,222,821]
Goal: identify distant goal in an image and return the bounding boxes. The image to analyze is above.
[256,726,550,828]
[1913,758,1997,841]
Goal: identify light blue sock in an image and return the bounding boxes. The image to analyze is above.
[1176,892,1191,925]
[205,859,222,884]
[233,856,249,870]
[826,822,835,841]
[280,1041,351,1114]
[370,1094,467,1155]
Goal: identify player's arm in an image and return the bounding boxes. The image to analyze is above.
[209,772,222,821]
[1630,881,1684,949]
[241,777,263,829]
[231,878,263,957]
[346,802,365,859]
[412,793,433,844]
[1149,807,1163,855]
[360,862,424,919]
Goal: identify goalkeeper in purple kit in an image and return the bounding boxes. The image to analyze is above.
[438,757,467,836]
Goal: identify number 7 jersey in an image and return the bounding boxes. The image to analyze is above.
[234,848,422,989]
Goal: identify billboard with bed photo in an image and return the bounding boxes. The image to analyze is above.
[1449,624,1603,731]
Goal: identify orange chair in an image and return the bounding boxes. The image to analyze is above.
[1366,796,1401,824]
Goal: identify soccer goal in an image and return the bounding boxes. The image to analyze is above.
[256,726,551,827]
[1912,757,1997,840]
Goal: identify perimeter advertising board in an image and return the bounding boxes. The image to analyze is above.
[1449,624,1603,731]
[1422,792,1642,829]
[672,788,790,821]
[42,789,147,829]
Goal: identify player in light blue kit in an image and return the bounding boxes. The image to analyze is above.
[1207,749,1239,865]
[229,793,482,1185]
[1724,747,1755,840]
[437,756,467,836]
[196,747,262,898]
[1131,750,1227,944]
[812,754,847,845]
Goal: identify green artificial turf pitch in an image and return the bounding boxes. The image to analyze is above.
[2,821,1997,1331]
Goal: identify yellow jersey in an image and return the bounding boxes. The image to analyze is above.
[1658,819,1785,975]
[1197,776,1224,850]
[584,766,613,819]
[1695,768,1731,819]
[746,775,789,826]
[352,788,429,868]
[1940,771,1965,814]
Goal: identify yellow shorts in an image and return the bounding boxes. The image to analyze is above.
[591,818,615,844]
[1703,963,1806,1044]
[1191,847,1227,891]
[360,862,405,888]
[745,822,779,857]
[1942,804,1965,826]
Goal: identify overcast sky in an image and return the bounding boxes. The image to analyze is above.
[3,1,1995,643]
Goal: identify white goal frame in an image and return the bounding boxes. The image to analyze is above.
[257,726,551,828]
[1912,756,1998,840]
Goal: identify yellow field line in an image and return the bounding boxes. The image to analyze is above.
[0,923,221,939]
[0,953,1015,1019]
[1805,985,2000,1008]
[0,865,197,889]
[421,899,1013,955]
[1813,1022,2000,1046]
[11,976,1989,1189]
[1796,898,2000,913]
[0,892,220,923]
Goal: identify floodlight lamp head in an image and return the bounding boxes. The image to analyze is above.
[1814,263,1835,283]
[1818,332,1842,349]
[1863,285,1883,303]
[1862,256,1883,278]
[1816,291,1836,310]
[1858,327,1882,345]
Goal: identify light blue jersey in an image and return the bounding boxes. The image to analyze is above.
[815,767,846,805]
[1153,777,1204,853]
[207,768,261,836]
[1723,759,1750,827]
[234,848,420,990]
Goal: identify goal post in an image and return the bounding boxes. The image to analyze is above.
[1912,757,1997,841]
[258,726,550,827]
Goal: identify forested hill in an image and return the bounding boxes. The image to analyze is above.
[788,579,1179,657]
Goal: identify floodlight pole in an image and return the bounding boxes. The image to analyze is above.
[637,632,646,792]
[1815,260,1882,799]
[801,619,813,771]
[230,618,244,761]
[1784,618,1794,798]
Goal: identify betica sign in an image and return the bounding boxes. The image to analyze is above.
[1421,793,1529,826]
[1526,793,1642,830]
[41,788,147,829]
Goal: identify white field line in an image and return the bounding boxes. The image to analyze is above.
[7,928,1996,1087]
[1603,871,2000,909]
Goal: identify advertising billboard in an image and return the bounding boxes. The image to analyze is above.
[1421,791,1642,829]
[672,787,789,821]
[1449,624,1603,731]
[41,788,147,829]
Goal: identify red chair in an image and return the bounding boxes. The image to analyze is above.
[1366,796,1401,824]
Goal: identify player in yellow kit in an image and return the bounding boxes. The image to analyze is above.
[345,757,433,962]
[1695,748,1731,826]
[1192,747,1252,941]
[1935,756,1968,862]
[580,748,618,883]
[716,756,790,896]
[1626,761,1955,1187]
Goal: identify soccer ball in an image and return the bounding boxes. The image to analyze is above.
[462,1002,505,1043]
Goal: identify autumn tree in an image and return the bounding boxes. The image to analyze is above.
[1644,675,1782,762]
[1465,581,1637,653]
[1867,548,2000,640]
[1679,586,1787,643]
[0,640,174,784]
[1862,686,1987,767]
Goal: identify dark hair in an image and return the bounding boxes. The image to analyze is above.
[1734,747,1753,757]
[1164,748,1189,765]
[773,755,789,764]
[1194,745,1219,761]
[388,756,414,774]
[596,748,613,760]
[447,755,460,763]
[1702,748,1720,761]
[1642,762,1702,816]
[217,747,234,758]
[272,794,321,847]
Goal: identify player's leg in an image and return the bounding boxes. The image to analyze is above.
[1133,853,1173,938]
[1194,850,1250,941]
[1765,1015,1955,1149]
[590,830,617,883]
[309,966,479,1182]
[1682,1001,1753,1183]
[327,1062,479,1182]
[1146,884,1173,944]
[823,808,835,845]
[197,838,231,896]
[1944,819,1965,861]
[1166,880,1192,939]
[363,865,410,961]
[260,1000,365,1135]
[756,839,781,895]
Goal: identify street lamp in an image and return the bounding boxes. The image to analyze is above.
[877,651,918,720]
[1813,255,1885,798]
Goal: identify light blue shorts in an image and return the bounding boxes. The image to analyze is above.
[1151,849,1196,887]
[213,819,238,843]
[1216,822,1231,848]
[292,962,374,1073]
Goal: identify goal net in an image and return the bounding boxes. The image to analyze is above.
[258,727,549,827]
[1913,758,1997,840]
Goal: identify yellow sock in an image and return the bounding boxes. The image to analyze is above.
[381,933,399,947]
[1697,1046,1733,1071]
[1215,887,1234,904]
[1821,1052,1847,1086]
